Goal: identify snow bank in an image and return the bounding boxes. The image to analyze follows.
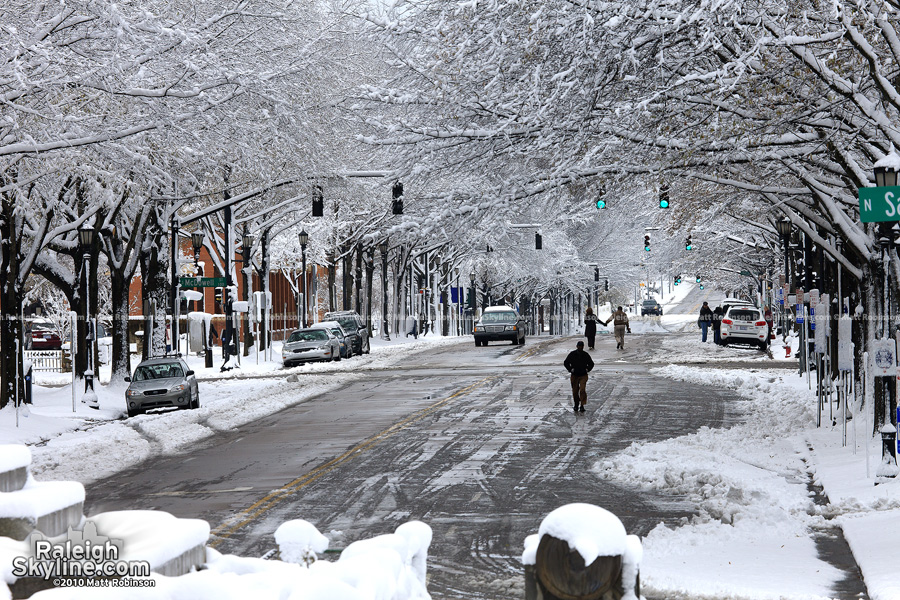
[14,519,432,600]
[0,445,30,473]
[595,365,844,598]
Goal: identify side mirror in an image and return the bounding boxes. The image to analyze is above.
[185,370,195,377]
[123,376,131,382]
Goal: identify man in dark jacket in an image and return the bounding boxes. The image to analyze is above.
[564,340,594,413]
[698,301,714,342]
[711,306,724,345]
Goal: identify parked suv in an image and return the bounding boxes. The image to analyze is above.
[124,356,199,418]
[323,311,370,354]
[720,305,769,349]
[641,299,663,316]
[474,306,526,346]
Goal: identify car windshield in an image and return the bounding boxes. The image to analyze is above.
[133,363,183,381]
[334,318,358,331]
[329,328,344,338]
[642,301,657,306]
[482,311,517,323]
[31,322,55,332]
[730,309,761,321]
[288,330,328,342]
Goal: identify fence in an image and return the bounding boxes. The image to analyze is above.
[24,350,65,373]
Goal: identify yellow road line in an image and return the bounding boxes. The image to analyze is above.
[208,376,494,546]
[514,345,541,362]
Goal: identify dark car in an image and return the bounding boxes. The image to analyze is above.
[26,321,62,350]
[641,299,662,316]
[323,311,370,354]
[124,356,199,418]
[474,306,526,346]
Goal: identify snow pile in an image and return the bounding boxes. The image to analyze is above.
[594,366,844,598]
[275,519,329,565]
[19,520,432,600]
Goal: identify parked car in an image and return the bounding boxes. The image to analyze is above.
[26,321,62,350]
[323,311,370,354]
[641,299,663,316]
[473,306,526,346]
[720,305,769,349]
[124,356,199,418]
[282,328,341,367]
[311,320,353,359]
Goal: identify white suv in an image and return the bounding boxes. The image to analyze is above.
[720,305,768,349]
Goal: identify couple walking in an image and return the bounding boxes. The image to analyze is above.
[583,306,631,351]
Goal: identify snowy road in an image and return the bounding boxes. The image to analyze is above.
[82,330,863,600]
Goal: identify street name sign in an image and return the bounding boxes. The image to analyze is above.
[180,276,226,288]
[859,186,900,222]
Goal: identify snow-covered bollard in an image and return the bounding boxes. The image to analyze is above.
[522,503,642,600]
[275,519,329,566]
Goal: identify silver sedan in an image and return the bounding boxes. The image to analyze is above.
[282,328,341,367]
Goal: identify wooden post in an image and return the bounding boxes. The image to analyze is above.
[525,534,637,600]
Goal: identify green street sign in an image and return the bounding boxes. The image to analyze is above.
[180,276,226,288]
[859,186,900,222]
[740,270,752,276]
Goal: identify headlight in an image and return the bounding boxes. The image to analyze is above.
[126,389,139,397]
[505,325,516,331]
[474,326,481,332]
[171,383,186,392]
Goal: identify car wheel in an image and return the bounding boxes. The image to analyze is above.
[362,337,370,354]
[127,407,143,418]
[518,336,525,345]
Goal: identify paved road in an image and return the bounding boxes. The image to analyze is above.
[84,330,864,599]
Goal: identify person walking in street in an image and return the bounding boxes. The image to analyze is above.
[564,340,594,413]
[763,305,774,344]
[711,305,724,345]
[698,301,714,342]
[584,307,598,350]
[604,306,631,350]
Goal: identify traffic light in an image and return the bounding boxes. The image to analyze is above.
[391,181,403,215]
[644,234,651,252]
[535,233,542,249]
[596,197,607,209]
[675,275,682,285]
[659,184,670,208]
[604,279,609,292]
[696,274,701,283]
[594,267,600,282]
[312,185,324,217]
[214,287,223,304]
[685,234,692,251]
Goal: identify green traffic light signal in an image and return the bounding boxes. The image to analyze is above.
[699,284,705,289]
[659,199,670,208]
[596,198,607,209]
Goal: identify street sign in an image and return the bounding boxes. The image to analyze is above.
[739,270,752,276]
[809,289,820,305]
[859,186,900,222]
[871,337,897,376]
[180,276,226,288]
[796,304,804,324]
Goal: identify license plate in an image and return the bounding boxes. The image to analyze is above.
[738,325,749,331]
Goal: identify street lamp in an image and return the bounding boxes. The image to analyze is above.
[378,239,390,340]
[299,230,308,327]
[191,232,204,269]
[874,156,900,187]
[469,271,476,333]
[78,225,98,409]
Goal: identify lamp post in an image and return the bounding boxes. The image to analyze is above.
[191,232,204,312]
[469,271,476,334]
[299,230,308,328]
[378,239,390,340]
[241,232,254,357]
[775,218,792,341]
[78,225,98,409]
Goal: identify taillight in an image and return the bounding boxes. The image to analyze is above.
[722,318,733,325]
[755,321,766,326]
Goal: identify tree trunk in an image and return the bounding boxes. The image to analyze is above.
[109,270,132,382]
[364,247,375,335]
[0,196,24,408]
